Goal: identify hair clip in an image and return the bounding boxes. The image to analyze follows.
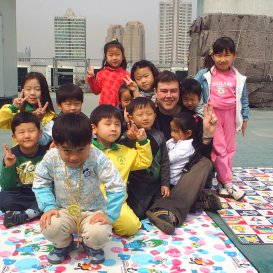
[208,49,213,56]
[112,38,119,42]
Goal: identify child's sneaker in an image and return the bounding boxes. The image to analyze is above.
[83,243,105,264]
[217,183,230,198]
[47,240,75,264]
[196,190,222,211]
[225,185,246,201]
[3,211,28,228]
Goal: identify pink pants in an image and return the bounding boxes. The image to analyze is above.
[211,107,236,184]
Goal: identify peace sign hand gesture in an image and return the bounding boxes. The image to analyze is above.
[123,75,140,97]
[87,66,95,78]
[33,99,48,121]
[12,91,30,109]
[3,144,16,167]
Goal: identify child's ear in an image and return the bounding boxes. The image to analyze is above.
[91,124,97,135]
[186,130,192,138]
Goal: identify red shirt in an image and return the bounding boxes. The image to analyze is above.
[87,66,130,106]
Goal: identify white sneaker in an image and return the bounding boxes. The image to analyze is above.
[217,183,230,198]
[225,185,246,201]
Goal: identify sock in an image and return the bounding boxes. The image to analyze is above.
[25,208,41,220]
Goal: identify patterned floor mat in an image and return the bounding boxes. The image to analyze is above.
[0,210,257,273]
[218,167,273,244]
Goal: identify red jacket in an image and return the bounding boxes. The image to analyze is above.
[87,66,130,106]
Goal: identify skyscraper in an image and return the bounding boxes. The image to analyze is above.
[159,0,193,66]
[105,25,124,44]
[123,21,145,65]
[54,8,86,59]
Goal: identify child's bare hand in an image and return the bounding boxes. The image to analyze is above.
[33,99,48,121]
[87,66,95,78]
[123,75,140,97]
[4,144,16,167]
[126,121,138,140]
[135,127,147,142]
[40,209,59,229]
[161,186,170,197]
[13,91,30,109]
[242,120,248,136]
[89,212,111,225]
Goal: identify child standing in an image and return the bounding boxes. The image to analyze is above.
[0,112,47,228]
[33,113,125,264]
[125,97,170,220]
[56,82,83,114]
[90,105,152,236]
[0,72,56,146]
[87,39,130,106]
[195,36,249,200]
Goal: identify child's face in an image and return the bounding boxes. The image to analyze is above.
[182,92,199,111]
[56,142,90,168]
[120,90,132,109]
[58,99,82,114]
[106,46,123,68]
[13,122,41,153]
[134,67,154,91]
[170,120,191,142]
[92,117,121,148]
[130,105,156,131]
[22,78,41,106]
[212,49,236,72]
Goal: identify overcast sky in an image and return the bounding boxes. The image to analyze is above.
[16,0,161,62]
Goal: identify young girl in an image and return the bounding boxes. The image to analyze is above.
[87,39,130,107]
[195,36,249,200]
[0,72,56,146]
[167,112,196,186]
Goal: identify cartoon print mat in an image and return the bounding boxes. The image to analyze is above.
[218,167,273,244]
[0,211,257,273]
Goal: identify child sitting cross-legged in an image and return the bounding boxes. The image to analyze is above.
[33,113,125,264]
[0,112,47,228]
[90,104,153,236]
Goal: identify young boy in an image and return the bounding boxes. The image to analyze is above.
[56,82,83,114]
[90,105,152,236]
[0,112,47,228]
[125,97,170,220]
[32,113,125,264]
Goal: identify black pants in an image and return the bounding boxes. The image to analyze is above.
[0,188,38,212]
[150,157,212,226]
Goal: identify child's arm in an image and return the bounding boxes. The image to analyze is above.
[87,66,102,95]
[241,83,249,136]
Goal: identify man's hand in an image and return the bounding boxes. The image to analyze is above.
[202,104,217,143]
[3,144,16,167]
[89,212,111,225]
[39,209,60,229]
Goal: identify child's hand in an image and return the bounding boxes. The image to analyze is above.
[161,186,170,197]
[126,121,138,140]
[135,127,147,142]
[33,99,48,121]
[3,144,16,167]
[89,212,111,225]
[39,209,60,229]
[242,120,248,136]
[12,91,30,109]
[123,75,140,97]
[87,66,95,78]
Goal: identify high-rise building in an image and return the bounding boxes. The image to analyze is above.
[123,21,145,65]
[159,0,193,66]
[105,25,124,44]
[54,8,86,59]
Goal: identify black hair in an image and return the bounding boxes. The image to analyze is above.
[131,60,159,88]
[52,113,92,147]
[56,83,83,104]
[180,78,202,99]
[154,70,179,89]
[20,72,55,113]
[118,83,134,102]
[90,104,123,126]
[11,111,40,134]
[126,97,156,116]
[171,112,196,139]
[102,39,127,70]
[204,36,236,70]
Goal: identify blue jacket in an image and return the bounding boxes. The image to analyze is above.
[195,66,249,131]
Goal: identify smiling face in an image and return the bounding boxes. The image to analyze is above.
[212,49,236,72]
[92,117,121,148]
[22,78,42,106]
[106,46,123,68]
[134,67,155,91]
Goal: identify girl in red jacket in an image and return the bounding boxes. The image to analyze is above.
[87,39,129,106]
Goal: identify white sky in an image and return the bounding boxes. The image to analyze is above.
[16,0,161,62]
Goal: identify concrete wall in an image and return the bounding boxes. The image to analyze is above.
[197,0,273,17]
[0,0,17,101]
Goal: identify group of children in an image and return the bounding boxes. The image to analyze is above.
[0,36,249,264]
